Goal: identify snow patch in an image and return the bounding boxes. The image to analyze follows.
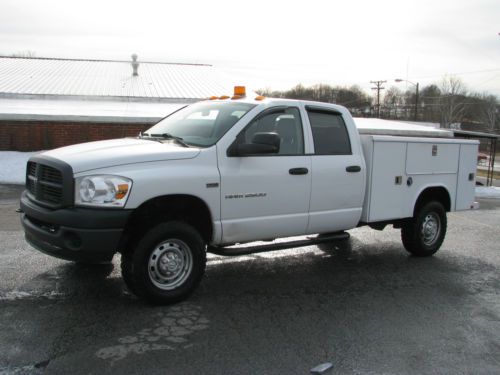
[0,151,40,184]
[475,186,500,199]
[96,304,209,362]
[0,364,37,374]
[0,290,65,301]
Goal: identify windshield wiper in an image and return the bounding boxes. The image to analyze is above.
[142,133,190,148]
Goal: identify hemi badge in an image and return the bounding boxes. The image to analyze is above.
[206,183,219,188]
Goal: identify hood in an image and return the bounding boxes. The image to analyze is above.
[43,138,201,173]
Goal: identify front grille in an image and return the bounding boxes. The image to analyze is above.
[27,161,65,207]
[40,165,62,184]
[28,161,37,176]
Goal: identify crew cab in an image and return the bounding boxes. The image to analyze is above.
[20,87,479,304]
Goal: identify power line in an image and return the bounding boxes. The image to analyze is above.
[475,73,500,88]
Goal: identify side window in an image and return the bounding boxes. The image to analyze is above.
[307,110,351,155]
[242,107,304,155]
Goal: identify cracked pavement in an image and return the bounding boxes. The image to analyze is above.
[0,184,499,374]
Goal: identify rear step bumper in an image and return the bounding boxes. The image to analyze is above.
[208,232,350,256]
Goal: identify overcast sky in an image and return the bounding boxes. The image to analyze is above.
[1,0,499,96]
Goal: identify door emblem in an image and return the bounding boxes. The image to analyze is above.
[225,193,267,199]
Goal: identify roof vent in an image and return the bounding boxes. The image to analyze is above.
[131,54,139,76]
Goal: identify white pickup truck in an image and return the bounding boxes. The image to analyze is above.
[20,87,479,304]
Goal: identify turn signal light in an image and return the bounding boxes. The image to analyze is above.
[219,95,230,100]
[115,184,129,199]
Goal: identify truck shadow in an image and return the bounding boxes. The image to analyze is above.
[11,258,127,302]
[201,236,497,302]
[13,236,496,307]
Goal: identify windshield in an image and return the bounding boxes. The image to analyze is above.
[145,102,256,147]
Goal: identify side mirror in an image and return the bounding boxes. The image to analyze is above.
[228,132,280,157]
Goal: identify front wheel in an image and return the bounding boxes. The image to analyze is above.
[121,221,206,304]
[401,201,447,257]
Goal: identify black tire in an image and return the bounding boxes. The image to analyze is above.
[121,221,206,304]
[401,201,447,257]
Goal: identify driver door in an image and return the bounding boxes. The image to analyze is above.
[217,106,312,244]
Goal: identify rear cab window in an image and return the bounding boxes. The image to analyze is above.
[306,107,352,155]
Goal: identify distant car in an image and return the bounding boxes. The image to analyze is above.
[477,152,488,165]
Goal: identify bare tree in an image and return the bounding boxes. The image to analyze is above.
[477,94,499,132]
[439,76,467,128]
[258,78,499,128]
[10,50,36,58]
[259,84,371,114]
[286,84,314,100]
[419,84,441,123]
[383,86,404,119]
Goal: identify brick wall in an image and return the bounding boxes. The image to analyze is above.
[0,121,151,151]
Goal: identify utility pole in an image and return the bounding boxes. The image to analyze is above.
[414,82,419,121]
[371,80,386,118]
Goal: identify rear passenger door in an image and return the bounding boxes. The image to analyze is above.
[305,106,364,234]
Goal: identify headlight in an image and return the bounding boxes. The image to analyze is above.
[75,175,132,208]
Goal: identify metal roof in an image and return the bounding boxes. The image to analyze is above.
[0,56,232,100]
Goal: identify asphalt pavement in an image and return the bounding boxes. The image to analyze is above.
[0,184,499,374]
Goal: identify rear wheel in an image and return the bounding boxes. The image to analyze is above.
[401,201,447,257]
[121,221,206,304]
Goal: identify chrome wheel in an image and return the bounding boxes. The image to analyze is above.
[421,212,441,246]
[148,239,193,290]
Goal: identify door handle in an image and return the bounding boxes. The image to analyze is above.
[346,165,361,173]
[289,168,309,175]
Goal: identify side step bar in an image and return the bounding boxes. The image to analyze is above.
[208,232,350,256]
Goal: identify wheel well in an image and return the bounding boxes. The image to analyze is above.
[414,187,451,215]
[120,195,213,251]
